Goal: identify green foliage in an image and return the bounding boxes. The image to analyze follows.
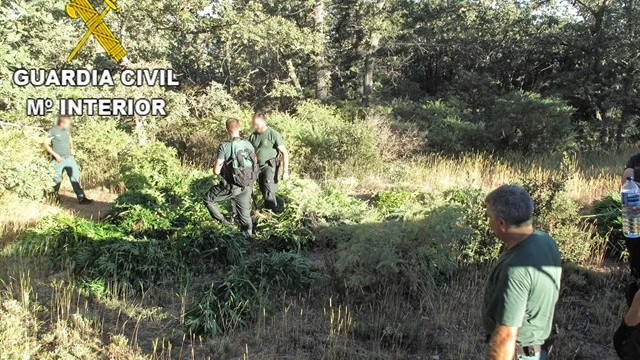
[391,99,488,153]
[270,101,386,177]
[486,92,575,153]
[119,141,182,192]
[587,192,625,257]
[333,204,467,299]
[73,119,133,186]
[185,252,314,335]
[521,175,597,264]
[0,128,52,200]
[443,187,501,263]
[370,189,434,219]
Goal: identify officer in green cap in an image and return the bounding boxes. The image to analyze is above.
[248,112,289,212]
[43,115,92,204]
[203,117,257,237]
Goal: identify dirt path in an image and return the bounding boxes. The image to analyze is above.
[57,188,117,221]
[0,187,117,245]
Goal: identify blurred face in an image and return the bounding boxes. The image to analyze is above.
[253,117,267,133]
[58,116,71,129]
[636,139,640,150]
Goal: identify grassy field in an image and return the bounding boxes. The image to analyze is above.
[0,149,632,360]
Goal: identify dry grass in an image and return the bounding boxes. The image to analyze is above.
[356,150,628,206]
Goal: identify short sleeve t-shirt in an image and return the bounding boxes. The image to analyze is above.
[482,231,562,346]
[217,138,255,179]
[626,154,640,181]
[48,126,72,157]
[248,128,284,166]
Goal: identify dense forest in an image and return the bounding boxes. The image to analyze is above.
[3,0,640,153]
[0,0,639,359]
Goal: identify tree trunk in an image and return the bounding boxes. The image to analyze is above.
[286,59,303,93]
[362,0,385,101]
[363,32,380,99]
[314,0,329,100]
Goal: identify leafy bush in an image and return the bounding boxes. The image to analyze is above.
[443,187,501,263]
[587,192,625,257]
[0,127,52,200]
[11,212,248,287]
[391,99,488,153]
[521,176,599,264]
[185,252,315,335]
[333,204,468,299]
[271,101,386,177]
[371,189,434,219]
[485,92,575,153]
[119,141,182,193]
[73,119,133,186]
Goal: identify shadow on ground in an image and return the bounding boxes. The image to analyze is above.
[57,189,116,221]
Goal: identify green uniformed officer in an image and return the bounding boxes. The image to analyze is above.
[42,115,92,204]
[483,185,562,360]
[203,118,254,236]
[248,112,289,212]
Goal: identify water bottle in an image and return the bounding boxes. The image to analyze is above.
[621,177,640,238]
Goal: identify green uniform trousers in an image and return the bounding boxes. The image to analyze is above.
[52,156,86,200]
[258,159,279,211]
[203,182,253,236]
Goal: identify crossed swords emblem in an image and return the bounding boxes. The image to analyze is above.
[65,0,127,63]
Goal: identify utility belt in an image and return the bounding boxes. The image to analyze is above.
[516,338,554,358]
[264,157,280,168]
[516,344,542,357]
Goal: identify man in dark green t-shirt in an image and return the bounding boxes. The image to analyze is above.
[203,118,254,237]
[248,112,289,212]
[483,185,562,360]
[43,115,92,204]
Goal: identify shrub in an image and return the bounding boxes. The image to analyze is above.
[0,127,52,200]
[485,92,575,153]
[443,187,501,263]
[118,141,182,193]
[370,189,434,219]
[333,204,468,299]
[521,175,600,264]
[271,101,386,177]
[391,99,488,153]
[10,212,248,287]
[586,192,625,257]
[185,252,315,335]
[73,119,133,187]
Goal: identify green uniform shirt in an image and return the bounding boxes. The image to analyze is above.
[217,138,255,178]
[48,126,72,158]
[248,128,284,166]
[482,230,562,346]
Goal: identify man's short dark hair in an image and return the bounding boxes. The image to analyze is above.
[226,117,240,132]
[253,112,266,121]
[485,185,534,227]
